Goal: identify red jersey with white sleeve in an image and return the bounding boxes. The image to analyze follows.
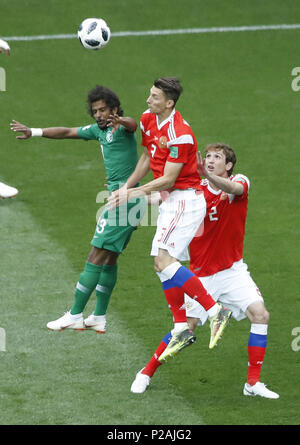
[189,174,250,276]
[140,109,201,190]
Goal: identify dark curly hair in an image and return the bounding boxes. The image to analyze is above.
[87,85,124,117]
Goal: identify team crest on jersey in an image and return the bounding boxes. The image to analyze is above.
[159,136,168,148]
[106,131,113,143]
[183,300,194,310]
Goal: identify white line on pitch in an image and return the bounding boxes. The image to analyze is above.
[2,23,300,42]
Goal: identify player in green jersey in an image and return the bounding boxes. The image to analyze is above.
[11,85,146,333]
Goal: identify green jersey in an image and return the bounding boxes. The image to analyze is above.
[77,123,138,192]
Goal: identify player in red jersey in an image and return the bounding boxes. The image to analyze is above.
[131,143,279,399]
[108,78,231,359]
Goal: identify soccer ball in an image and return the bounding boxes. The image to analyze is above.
[78,18,111,50]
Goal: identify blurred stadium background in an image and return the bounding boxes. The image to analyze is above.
[1,0,300,425]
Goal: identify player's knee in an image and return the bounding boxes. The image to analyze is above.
[88,248,101,264]
[88,246,118,265]
[154,256,164,272]
[257,307,269,324]
[262,308,270,324]
[154,253,178,273]
[249,306,270,324]
[154,256,169,272]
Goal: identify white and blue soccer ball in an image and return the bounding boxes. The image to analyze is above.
[78,18,111,50]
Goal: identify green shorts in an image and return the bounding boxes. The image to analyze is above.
[91,196,147,253]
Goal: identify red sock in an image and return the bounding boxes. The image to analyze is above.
[181,275,216,311]
[163,286,186,323]
[247,346,266,386]
[247,326,267,386]
[142,333,171,377]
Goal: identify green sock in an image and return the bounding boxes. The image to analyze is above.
[71,262,103,315]
[94,263,118,316]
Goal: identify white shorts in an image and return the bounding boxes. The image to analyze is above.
[185,259,264,323]
[151,189,206,261]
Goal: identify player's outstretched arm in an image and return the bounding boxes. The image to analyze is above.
[108,160,183,209]
[107,114,137,134]
[124,148,151,189]
[197,151,243,196]
[107,148,150,209]
[10,120,79,139]
[133,160,183,196]
[208,174,244,196]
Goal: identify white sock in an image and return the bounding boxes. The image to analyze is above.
[93,314,106,322]
[207,303,218,318]
[69,311,82,319]
[250,323,268,335]
[172,322,189,333]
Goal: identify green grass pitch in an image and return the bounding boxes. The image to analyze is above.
[1,0,300,426]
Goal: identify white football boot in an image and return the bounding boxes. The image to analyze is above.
[84,314,106,333]
[130,368,151,394]
[47,311,85,331]
[243,382,279,399]
[0,182,19,199]
[209,302,232,349]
